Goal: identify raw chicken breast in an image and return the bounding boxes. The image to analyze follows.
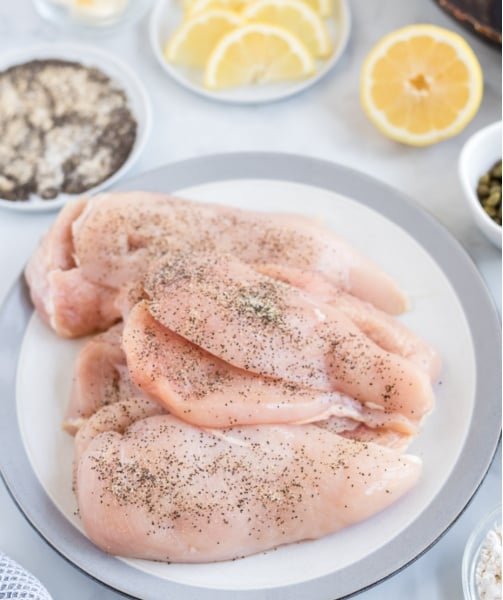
[25,197,86,327]
[72,192,407,312]
[43,269,119,338]
[142,253,434,419]
[26,192,409,337]
[76,408,421,562]
[257,265,441,381]
[64,323,144,434]
[24,197,119,338]
[123,301,418,434]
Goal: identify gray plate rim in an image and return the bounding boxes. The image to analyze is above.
[0,152,501,600]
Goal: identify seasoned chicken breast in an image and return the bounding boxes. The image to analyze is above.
[64,323,145,434]
[123,301,418,435]
[142,253,434,419]
[26,192,408,338]
[76,406,422,563]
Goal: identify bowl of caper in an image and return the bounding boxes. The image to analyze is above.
[459,121,502,248]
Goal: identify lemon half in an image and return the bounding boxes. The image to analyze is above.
[361,25,483,146]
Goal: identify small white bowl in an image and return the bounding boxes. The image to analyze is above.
[462,506,501,600]
[0,44,152,213]
[459,121,502,248]
[149,0,351,105]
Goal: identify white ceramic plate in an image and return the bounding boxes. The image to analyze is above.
[149,0,350,104]
[0,44,152,213]
[0,154,500,599]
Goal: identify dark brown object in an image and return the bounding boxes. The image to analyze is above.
[433,0,502,45]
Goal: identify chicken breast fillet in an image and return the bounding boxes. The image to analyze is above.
[25,192,409,338]
[123,301,418,437]
[76,405,421,563]
[141,253,434,419]
[64,323,146,434]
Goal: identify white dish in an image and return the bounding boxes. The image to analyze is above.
[0,154,500,599]
[0,44,152,213]
[149,0,350,104]
[462,506,502,600]
[459,120,502,248]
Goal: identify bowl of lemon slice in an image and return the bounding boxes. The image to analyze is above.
[149,0,350,103]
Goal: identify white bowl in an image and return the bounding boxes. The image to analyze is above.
[459,121,502,248]
[462,506,502,600]
[0,44,152,213]
[149,0,351,104]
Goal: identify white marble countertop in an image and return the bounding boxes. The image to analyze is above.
[0,0,501,598]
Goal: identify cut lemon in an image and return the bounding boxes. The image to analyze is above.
[187,0,249,16]
[188,0,330,18]
[185,0,332,17]
[181,0,199,11]
[361,25,483,146]
[242,0,331,57]
[205,23,315,89]
[165,9,244,68]
[303,0,330,17]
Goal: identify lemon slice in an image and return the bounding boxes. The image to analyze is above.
[303,0,330,17]
[242,0,331,57]
[205,23,315,89]
[181,0,200,12]
[187,0,330,16]
[165,9,244,68]
[361,25,483,146]
[187,0,248,16]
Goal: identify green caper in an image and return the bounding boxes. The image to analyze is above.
[486,192,502,207]
[478,184,490,197]
[491,161,502,179]
[485,206,497,217]
[480,173,491,185]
